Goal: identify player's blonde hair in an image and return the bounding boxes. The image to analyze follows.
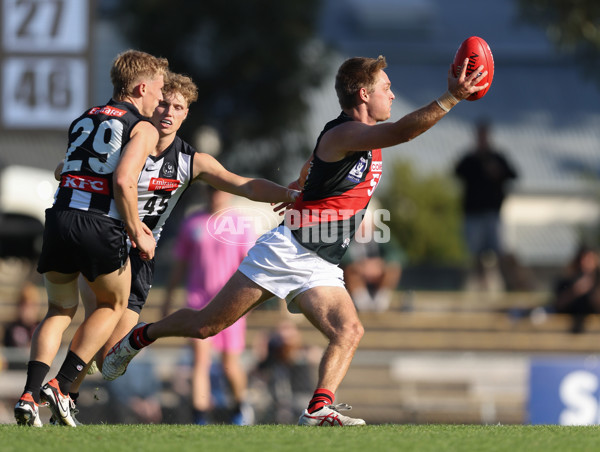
[335,55,387,110]
[111,49,169,100]
[163,72,199,107]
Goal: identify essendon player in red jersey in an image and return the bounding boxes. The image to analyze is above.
[103,55,488,426]
[15,50,168,427]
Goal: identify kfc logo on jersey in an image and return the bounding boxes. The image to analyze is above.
[61,174,109,195]
[149,177,180,192]
[88,105,127,117]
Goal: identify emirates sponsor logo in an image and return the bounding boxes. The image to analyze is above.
[88,105,127,117]
[62,174,109,195]
[149,177,180,191]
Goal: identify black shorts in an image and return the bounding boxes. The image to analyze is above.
[127,247,155,314]
[37,208,128,282]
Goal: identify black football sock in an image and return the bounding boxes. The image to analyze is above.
[56,350,87,395]
[69,392,79,406]
[23,361,50,404]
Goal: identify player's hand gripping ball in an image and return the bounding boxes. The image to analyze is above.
[452,36,494,101]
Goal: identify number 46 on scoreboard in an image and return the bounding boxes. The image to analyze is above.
[2,57,88,129]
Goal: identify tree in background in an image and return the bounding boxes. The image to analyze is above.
[113,0,330,182]
[378,161,466,266]
[517,0,600,89]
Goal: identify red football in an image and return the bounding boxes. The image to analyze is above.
[452,36,494,101]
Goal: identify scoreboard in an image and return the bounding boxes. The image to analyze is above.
[0,0,92,130]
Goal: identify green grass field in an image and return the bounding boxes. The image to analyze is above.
[2,424,600,452]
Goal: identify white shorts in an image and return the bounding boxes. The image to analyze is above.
[238,225,345,312]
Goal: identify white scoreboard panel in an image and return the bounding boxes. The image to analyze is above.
[0,0,92,130]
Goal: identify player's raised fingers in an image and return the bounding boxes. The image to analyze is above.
[466,66,486,82]
[458,58,469,78]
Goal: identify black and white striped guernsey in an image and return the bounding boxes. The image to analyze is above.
[54,99,149,219]
[136,135,196,242]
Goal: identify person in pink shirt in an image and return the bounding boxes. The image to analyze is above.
[162,186,254,424]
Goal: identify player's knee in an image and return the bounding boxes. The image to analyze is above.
[335,319,364,348]
[46,303,77,318]
[356,320,365,338]
[350,320,365,344]
[94,294,128,312]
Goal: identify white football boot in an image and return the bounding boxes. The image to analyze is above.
[298,403,366,426]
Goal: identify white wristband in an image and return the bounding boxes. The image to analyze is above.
[435,98,450,113]
[436,90,459,113]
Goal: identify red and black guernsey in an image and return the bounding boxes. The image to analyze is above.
[287,112,383,264]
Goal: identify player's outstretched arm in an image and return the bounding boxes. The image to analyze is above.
[194,152,300,203]
[320,59,487,157]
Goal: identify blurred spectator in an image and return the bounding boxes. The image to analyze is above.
[454,119,518,291]
[550,245,600,333]
[162,186,254,425]
[3,282,41,349]
[342,207,404,312]
[249,320,319,424]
